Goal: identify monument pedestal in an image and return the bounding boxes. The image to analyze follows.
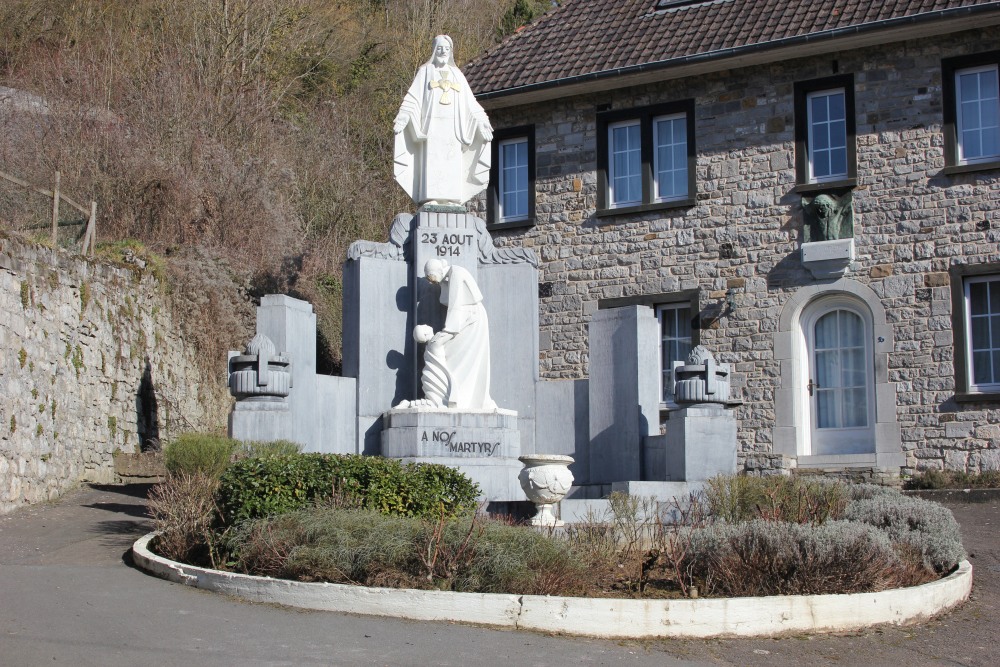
[662,404,737,481]
[381,408,523,501]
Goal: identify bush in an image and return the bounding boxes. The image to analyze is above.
[163,432,239,478]
[217,454,480,524]
[844,495,966,573]
[237,439,302,459]
[675,519,920,597]
[905,468,1000,490]
[223,506,585,595]
[452,519,586,595]
[703,475,848,524]
[147,472,222,566]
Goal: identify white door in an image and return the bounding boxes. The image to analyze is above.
[803,300,876,455]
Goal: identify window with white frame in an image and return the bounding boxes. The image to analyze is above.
[657,303,693,401]
[597,100,695,213]
[608,120,642,207]
[806,89,848,182]
[794,74,856,187]
[964,275,1000,392]
[955,65,1000,165]
[498,137,529,222]
[653,113,688,202]
[487,125,534,228]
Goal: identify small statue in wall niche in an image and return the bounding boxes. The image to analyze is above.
[802,191,854,242]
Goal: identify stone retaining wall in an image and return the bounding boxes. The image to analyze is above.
[0,235,231,513]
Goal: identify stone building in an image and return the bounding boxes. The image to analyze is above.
[461,0,1000,479]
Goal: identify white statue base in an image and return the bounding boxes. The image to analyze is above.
[381,407,523,502]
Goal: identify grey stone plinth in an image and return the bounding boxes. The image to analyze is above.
[382,408,520,459]
[229,295,357,453]
[801,238,855,279]
[535,379,590,482]
[343,256,411,454]
[661,404,738,481]
[588,306,660,483]
[398,456,525,502]
[480,261,539,454]
[229,400,291,444]
[382,408,523,501]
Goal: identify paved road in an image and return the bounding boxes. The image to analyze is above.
[0,484,996,666]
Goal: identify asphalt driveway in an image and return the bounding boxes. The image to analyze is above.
[0,484,996,666]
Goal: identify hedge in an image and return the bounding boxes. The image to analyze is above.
[217,454,480,524]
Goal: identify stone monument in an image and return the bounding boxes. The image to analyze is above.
[344,35,536,502]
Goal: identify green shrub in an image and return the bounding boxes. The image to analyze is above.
[677,519,915,597]
[454,518,585,595]
[163,432,239,478]
[703,474,848,524]
[237,439,302,458]
[905,468,1000,490]
[217,454,480,524]
[223,506,584,595]
[844,494,966,573]
[844,482,900,501]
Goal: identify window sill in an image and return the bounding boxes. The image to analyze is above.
[792,178,857,194]
[954,391,1000,403]
[596,198,695,218]
[486,217,535,232]
[943,160,1000,176]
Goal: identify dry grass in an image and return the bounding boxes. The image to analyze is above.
[146,472,222,566]
[0,0,538,367]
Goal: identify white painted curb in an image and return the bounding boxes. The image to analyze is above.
[132,532,972,638]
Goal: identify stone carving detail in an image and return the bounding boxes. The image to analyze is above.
[672,345,730,405]
[518,454,574,527]
[394,325,450,409]
[393,35,493,206]
[803,191,854,242]
[228,333,291,400]
[474,216,539,267]
[349,213,537,268]
[347,213,413,262]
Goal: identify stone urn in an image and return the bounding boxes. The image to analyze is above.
[228,333,291,401]
[517,454,574,527]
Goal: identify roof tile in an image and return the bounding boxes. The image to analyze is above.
[464,0,1000,97]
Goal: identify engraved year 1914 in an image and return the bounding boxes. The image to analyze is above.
[420,231,474,257]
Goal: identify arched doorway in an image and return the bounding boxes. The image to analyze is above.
[800,296,875,456]
[772,280,903,471]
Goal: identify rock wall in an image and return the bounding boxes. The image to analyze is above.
[0,235,232,513]
[474,28,1000,474]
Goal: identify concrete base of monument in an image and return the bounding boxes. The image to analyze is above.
[559,482,706,523]
[400,456,524,502]
[382,406,523,501]
[132,532,973,639]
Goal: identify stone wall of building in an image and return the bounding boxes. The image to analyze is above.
[475,28,1000,474]
[0,235,232,514]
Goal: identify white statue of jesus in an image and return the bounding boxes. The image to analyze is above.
[393,35,493,206]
